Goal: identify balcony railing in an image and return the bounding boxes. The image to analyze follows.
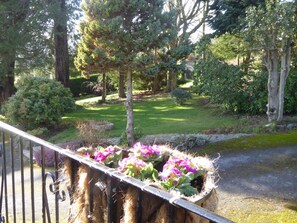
[0,121,233,223]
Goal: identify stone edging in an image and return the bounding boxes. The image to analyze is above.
[108,133,253,149]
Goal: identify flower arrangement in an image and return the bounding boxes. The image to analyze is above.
[130,142,163,163]
[87,145,123,167]
[118,156,158,181]
[86,143,207,197]
[159,156,205,196]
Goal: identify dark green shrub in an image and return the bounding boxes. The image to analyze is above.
[81,81,103,96]
[69,74,118,97]
[285,70,297,114]
[2,77,75,130]
[177,77,188,86]
[27,127,49,137]
[193,57,268,114]
[69,74,99,97]
[170,88,192,105]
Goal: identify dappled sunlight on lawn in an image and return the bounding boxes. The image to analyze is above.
[148,117,186,122]
[61,93,238,137]
[152,106,194,111]
[84,106,125,111]
[133,108,147,112]
[75,96,101,105]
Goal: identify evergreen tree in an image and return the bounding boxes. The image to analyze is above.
[243,0,296,122]
[50,0,81,87]
[0,0,40,105]
[209,0,265,36]
[76,0,176,145]
[0,0,79,105]
[53,0,70,87]
[164,0,211,92]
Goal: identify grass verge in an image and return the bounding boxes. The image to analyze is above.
[218,200,297,223]
[195,131,297,156]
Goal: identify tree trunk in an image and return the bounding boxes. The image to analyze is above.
[165,71,177,92]
[54,0,69,87]
[118,70,126,98]
[102,73,106,102]
[165,71,171,92]
[243,51,251,74]
[265,49,279,122]
[152,74,160,93]
[0,0,28,106]
[0,66,16,106]
[125,68,134,146]
[0,47,17,104]
[277,38,291,121]
[171,72,177,91]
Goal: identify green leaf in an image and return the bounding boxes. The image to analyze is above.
[177,185,198,196]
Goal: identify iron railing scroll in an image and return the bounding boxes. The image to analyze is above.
[0,121,234,223]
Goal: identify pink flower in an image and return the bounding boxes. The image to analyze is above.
[94,146,115,162]
[131,142,162,162]
[179,160,197,174]
[159,166,182,180]
[159,156,198,180]
[118,156,146,173]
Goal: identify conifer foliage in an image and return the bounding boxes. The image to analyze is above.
[75,0,176,145]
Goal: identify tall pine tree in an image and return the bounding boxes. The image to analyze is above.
[0,0,79,105]
[76,0,176,145]
[0,0,29,104]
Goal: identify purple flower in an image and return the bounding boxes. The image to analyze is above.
[159,156,198,181]
[89,146,123,167]
[118,156,146,173]
[159,166,182,180]
[179,160,198,174]
[93,146,115,162]
[131,142,162,162]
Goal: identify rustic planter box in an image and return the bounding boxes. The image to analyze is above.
[64,147,218,223]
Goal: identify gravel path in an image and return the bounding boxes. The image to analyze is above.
[212,145,297,222]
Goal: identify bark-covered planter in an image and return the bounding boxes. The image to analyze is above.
[64,144,218,223]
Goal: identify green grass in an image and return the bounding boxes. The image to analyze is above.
[61,94,237,138]
[219,200,297,223]
[51,93,297,151]
[48,127,78,143]
[195,131,297,156]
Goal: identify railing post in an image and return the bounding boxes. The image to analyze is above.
[168,204,175,223]
[0,132,6,223]
[136,189,142,223]
[54,151,59,223]
[10,135,16,223]
[19,138,26,223]
[41,146,47,223]
[107,177,117,223]
[29,141,35,223]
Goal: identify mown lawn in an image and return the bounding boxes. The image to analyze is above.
[52,93,297,150]
[54,94,238,143]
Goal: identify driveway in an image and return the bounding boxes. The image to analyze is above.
[213,145,297,222]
